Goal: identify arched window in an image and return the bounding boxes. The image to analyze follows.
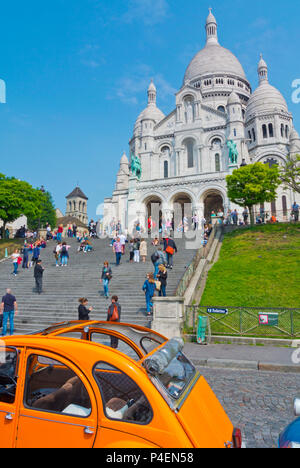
[248,131,252,143]
[211,138,222,149]
[285,126,289,139]
[186,140,194,168]
[164,161,169,179]
[233,128,237,137]
[262,124,268,139]
[252,128,256,142]
[79,201,82,212]
[271,200,276,215]
[73,201,76,211]
[268,123,274,138]
[217,105,225,113]
[215,154,221,172]
[69,201,72,211]
[281,124,284,138]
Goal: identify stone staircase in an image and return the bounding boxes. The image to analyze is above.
[0,237,198,335]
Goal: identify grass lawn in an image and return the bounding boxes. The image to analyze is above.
[200,223,300,308]
[0,239,23,259]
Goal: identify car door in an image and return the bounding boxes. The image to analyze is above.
[0,346,22,448]
[15,349,98,448]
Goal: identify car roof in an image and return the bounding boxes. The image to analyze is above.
[1,322,167,369]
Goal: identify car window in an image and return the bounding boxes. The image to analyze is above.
[90,332,141,361]
[0,347,18,404]
[24,354,92,418]
[93,362,153,425]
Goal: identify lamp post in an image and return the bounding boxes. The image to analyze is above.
[38,185,46,238]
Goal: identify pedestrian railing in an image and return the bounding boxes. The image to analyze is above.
[185,305,300,339]
[175,226,217,297]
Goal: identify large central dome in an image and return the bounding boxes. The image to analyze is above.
[184,43,246,83]
[183,9,247,84]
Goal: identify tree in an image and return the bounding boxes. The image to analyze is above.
[226,163,281,226]
[280,154,300,195]
[28,190,57,231]
[0,174,43,237]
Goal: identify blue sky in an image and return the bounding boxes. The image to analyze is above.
[0,0,299,219]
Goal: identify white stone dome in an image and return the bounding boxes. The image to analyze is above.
[136,105,165,124]
[246,55,289,121]
[246,81,288,121]
[184,43,247,84]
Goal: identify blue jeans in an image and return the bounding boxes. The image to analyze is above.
[159,285,166,297]
[166,253,173,267]
[145,294,153,313]
[1,310,15,336]
[61,255,68,265]
[103,279,109,297]
[13,263,18,275]
[57,232,62,242]
[115,252,122,266]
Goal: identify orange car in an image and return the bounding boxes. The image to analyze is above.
[0,321,241,448]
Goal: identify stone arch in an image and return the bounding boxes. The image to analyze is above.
[198,187,226,222]
[169,191,195,231]
[142,194,164,234]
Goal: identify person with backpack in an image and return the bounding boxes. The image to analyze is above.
[60,242,70,266]
[142,273,156,316]
[107,296,121,348]
[100,261,112,299]
[163,235,177,270]
[151,247,166,278]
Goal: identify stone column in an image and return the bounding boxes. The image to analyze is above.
[151,296,185,340]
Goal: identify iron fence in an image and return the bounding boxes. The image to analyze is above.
[185,305,300,339]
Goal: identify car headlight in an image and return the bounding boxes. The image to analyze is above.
[294,398,300,417]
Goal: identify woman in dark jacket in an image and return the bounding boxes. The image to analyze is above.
[100,261,112,299]
[157,264,168,297]
[78,298,93,320]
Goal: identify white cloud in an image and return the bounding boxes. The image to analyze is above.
[122,0,169,26]
[108,63,176,107]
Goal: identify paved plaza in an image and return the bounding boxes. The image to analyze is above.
[197,366,300,448]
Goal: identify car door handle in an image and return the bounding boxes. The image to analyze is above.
[5,413,14,421]
[84,426,94,435]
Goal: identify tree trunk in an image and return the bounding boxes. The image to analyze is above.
[248,206,255,227]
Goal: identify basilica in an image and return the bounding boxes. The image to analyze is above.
[103,9,300,233]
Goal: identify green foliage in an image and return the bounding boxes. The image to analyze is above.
[200,223,300,308]
[226,163,281,225]
[280,154,300,194]
[0,175,42,232]
[28,191,57,230]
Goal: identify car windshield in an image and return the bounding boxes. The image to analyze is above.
[143,339,196,401]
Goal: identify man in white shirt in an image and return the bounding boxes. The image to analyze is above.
[118,233,127,255]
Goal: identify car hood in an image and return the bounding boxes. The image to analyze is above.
[175,373,234,448]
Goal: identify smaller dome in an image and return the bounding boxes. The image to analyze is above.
[246,82,288,120]
[227,92,240,105]
[246,57,288,121]
[135,105,165,124]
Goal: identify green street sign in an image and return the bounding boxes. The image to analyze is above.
[258,313,279,327]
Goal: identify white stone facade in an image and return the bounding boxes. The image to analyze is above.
[104,10,300,233]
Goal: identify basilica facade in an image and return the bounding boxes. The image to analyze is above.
[103,9,300,233]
